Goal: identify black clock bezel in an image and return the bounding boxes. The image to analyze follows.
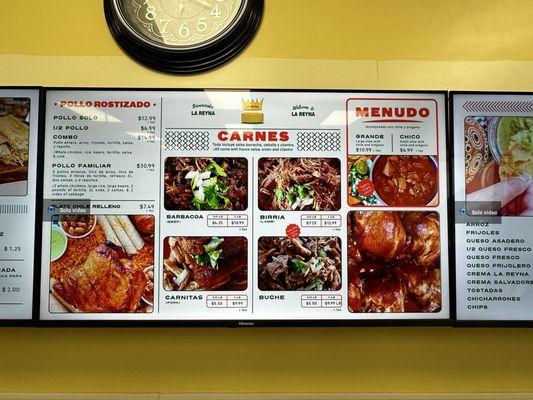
[103,0,263,74]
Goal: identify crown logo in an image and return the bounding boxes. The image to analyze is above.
[242,98,263,111]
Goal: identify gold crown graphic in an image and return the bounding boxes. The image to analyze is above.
[242,98,263,111]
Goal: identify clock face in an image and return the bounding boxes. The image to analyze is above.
[116,0,246,49]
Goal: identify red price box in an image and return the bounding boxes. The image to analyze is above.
[301,214,342,228]
[207,295,248,309]
[301,295,342,308]
[208,214,249,228]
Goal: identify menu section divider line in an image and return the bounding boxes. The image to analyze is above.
[157,97,163,315]
[164,128,342,131]
[251,156,254,314]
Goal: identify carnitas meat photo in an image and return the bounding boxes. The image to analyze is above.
[163,236,247,291]
[49,214,155,313]
[258,236,342,291]
[165,157,248,211]
[347,211,441,313]
[258,158,341,211]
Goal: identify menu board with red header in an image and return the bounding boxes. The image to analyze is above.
[38,89,449,324]
[0,88,40,321]
[453,92,533,323]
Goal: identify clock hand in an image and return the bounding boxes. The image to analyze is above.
[177,0,186,17]
[192,0,213,8]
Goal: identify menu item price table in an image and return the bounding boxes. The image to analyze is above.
[206,295,248,309]
[207,214,248,228]
[301,214,341,228]
[301,295,342,308]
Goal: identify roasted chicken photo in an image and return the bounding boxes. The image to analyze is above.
[258,236,342,291]
[49,214,155,313]
[163,236,247,291]
[348,211,441,313]
[52,244,147,313]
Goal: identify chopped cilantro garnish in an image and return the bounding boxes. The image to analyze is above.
[305,278,324,291]
[194,237,224,270]
[274,187,285,201]
[207,161,227,177]
[289,258,308,273]
[286,183,315,210]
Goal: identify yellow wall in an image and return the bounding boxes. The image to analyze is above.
[1,0,533,394]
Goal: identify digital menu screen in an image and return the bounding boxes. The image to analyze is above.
[453,93,533,322]
[39,90,449,323]
[0,88,40,320]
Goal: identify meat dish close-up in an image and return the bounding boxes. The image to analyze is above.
[0,98,31,195]
[258,236,342,291]
[49,214,155,313]
[348,155,439,207]
[258,158,341,211]
[164,157,248,211]
[163,236,248,291]
[348,211,441,313]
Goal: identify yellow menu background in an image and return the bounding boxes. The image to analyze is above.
[1,0,533,394]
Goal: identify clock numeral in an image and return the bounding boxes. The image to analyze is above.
[197,17,208,32]
[158,19,170,34]
[210,5,222,18]
[145,5,156,21]
[179,22,190,38]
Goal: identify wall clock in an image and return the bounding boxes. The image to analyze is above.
[104,0,263,73]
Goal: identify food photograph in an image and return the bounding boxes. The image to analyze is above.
[164,157,248,211]
[0,98,30,195]
[348,155,439,207]
[163,236,247,291]
[347,211,441,313]
[464,116,533,216]
[49,214,155,313]
[258,236,342,291]
[258,158,341,211]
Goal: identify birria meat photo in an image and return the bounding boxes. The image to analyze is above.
[348,211,441,313]
[258,158,341,211]
[49,214,155,313]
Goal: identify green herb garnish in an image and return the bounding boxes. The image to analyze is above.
[305,278,324,291]
[207,161,227,177]
[194,237,224,270]
[286,183,315,210]
[289,258,308,273]
[274,187,285,201]
[185,161,231,210]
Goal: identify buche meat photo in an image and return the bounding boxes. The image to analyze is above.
[258,236,342,291]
